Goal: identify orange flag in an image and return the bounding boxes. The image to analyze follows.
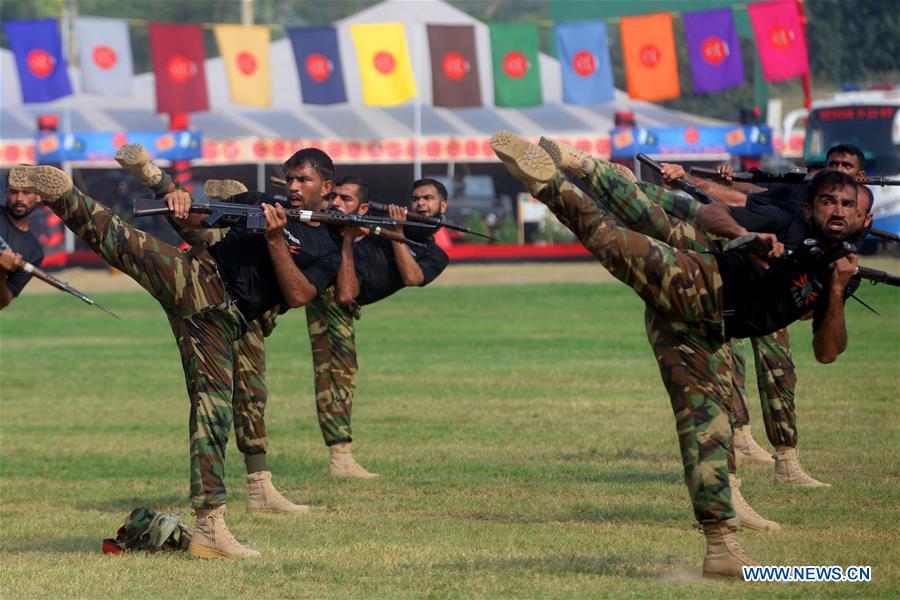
[620,13,680,102]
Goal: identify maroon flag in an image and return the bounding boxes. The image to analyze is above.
[148,23,209,113]
[427,24,482,108]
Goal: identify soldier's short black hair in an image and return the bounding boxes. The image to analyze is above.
[335,175,371,203]
[283,148,335,182]
[826,143,865,167]
[807,169,857,205]
[411,178,448,202]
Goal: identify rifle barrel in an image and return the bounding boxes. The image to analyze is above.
[21,263,121,318]
[368,201,495,240]
[868,227,900,243]
[856,265,900,287]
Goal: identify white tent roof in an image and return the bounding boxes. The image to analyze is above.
[0,0,722,164]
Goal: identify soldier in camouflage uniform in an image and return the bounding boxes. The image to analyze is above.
[115,147,309,513]
[10,148,340,559]
[490,132,862,578]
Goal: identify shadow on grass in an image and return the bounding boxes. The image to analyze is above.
[432,555,661,578]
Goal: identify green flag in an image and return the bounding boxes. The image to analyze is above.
[489,23,542,107]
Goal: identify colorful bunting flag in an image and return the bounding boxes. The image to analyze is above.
[555,21,614,105]
[147,23,209,114]
[350,22,417,106]
[3,18,72,103]
[213,25,271,108]
[619,13,680,102]
[427,24,482,108]
[75,17,133,97]
[747,0,809,82]
[683,8,744,93]
[489,23,542,107]
[287,26,347,105]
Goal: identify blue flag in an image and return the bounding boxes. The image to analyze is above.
[3,18,72,103]
[555,21,614,105]
[287,26,347,105]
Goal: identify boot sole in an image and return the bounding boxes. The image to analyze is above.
[188,542,260,559]
[490,131,556,183]
[739,519,782,533]
[247,506,312,515]
[9,166,72,199]
[114,143,150,169]
[204,179,248,200]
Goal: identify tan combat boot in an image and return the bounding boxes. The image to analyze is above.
[188,504,261,559]
[729,474,781,532]
[489,131,556,195]
[538,136,597,178]
[733,425,775,465]
[702,519,758,579]
[114,143,176,196]
[329,443,379,479]
[246,471,311,514]
[8,165,72,199]
[204,179,248,201]
[774,447,830,487]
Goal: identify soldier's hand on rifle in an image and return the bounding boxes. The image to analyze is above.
[0,249,24,272]
[387,204,407,235]
[261,203,288,242]
[716,163,735,181]
[165,190,193,221]
[659,163,687,184]
[756,232,785,259]
[831,254,858,291]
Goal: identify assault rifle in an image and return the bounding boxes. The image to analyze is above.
[690,166,900,187]
[726,234,900,287]
[0,234,120,318]
[133,196,431,249]
[368,202,496,241]
[636,153,716,205]
[269,176,495,241]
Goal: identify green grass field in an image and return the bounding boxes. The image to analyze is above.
[1,275,898,598]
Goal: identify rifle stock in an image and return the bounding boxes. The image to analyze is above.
[636,153,716,205]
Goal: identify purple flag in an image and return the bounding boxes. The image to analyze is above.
[683,8,744,93]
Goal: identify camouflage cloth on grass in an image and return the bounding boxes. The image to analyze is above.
[45,187,248,509]
[306,286,358,446]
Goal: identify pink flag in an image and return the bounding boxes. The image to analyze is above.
[747,0,809,82]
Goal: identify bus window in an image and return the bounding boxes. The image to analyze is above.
[804,105,899,176]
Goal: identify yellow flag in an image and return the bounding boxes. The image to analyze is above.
[350,22,417,106]
[213,25,271,108]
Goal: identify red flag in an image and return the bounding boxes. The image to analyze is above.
[148,23,209,113]
[747,0,809,82]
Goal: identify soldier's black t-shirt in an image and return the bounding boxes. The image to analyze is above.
[746,183,808,219]
[206,194,340,321]
[0,209,44,297]
[352,234,449,306]
[713,203,857,339]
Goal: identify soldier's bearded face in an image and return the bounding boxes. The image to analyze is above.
[807,184,860,243]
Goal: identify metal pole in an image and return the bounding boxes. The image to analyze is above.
[61,1,75,253]
[796,0,812,109]
[241,0,254,26]
[413,22,423,180]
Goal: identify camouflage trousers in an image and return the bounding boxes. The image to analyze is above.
[535,172,734,522]
[305,287,358,446]
[538,168,734,522]
[45,187,250,509]
[586,164,798,448]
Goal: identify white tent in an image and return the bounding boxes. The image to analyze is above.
[0,0,722,169]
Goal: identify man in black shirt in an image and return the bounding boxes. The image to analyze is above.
[492,131,861,578]
[323,178,449,474]
[1,172,44,309]
[9,148,340,560]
